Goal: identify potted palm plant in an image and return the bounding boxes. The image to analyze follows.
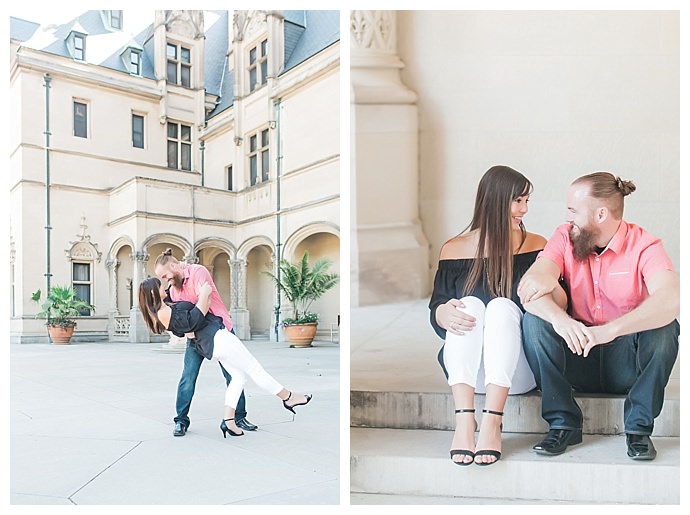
[263,250,339,347]
[31,285,94,344]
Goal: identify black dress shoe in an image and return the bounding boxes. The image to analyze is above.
[626,434,656,461]
[236,418,258,431]
[533,428,583,456]
[173,422,187,437]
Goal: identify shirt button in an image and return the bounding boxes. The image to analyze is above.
[596,305,601,309]
[594,280,598,285]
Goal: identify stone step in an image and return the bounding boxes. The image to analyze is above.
[350,390,680,437]
[351,493,589,505]
[350,427,680,504]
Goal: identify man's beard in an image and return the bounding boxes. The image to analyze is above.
[570,224,600,262]
[169,273,184,289]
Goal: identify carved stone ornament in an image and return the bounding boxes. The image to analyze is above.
[71,242,95,260]
[245,11,268,40]
[164,10,204,39]
[234,10,268,42]
[66,215,102,262]
[350,10,396,53]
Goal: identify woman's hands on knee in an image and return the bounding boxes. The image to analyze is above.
[437,299,477,335]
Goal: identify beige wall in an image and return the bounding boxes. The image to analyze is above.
[395,10,680,288]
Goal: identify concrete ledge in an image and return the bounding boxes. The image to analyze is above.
[351,390,680,437]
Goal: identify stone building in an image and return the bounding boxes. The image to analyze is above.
[10,10,341,343]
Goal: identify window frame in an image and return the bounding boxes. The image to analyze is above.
[73,33,86,61]
[248,127,270,186]
[73,100,88,138]
[129,49,142,76]
[72,261,93,317]
[248,38,268,92]
[226,165,233,191]
[166,41,192,88]
[109,10,122,30]
[167,121,192,171]
[132,113,145,149]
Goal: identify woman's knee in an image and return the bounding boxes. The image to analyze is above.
[459,296,486,317]
[485,297,521,323]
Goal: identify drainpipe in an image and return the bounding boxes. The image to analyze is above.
[43,74,52,294]
[274,98,282,341]
[200,139,205,187]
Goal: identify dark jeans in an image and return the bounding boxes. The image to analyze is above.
[522,313,679,435]
[174,340,247,428]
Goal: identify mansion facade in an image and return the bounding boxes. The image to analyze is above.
[9,10,341,343]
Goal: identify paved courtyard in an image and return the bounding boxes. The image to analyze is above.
[10,338,340,506]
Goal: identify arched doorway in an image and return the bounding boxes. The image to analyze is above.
[116,245,134,314]
[246,245,274,339]
[292,232,340,338]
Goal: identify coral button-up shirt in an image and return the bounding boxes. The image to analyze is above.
[167,264,233,331]
[538,221,675,326]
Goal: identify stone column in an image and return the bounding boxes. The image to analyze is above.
[105,258,120,339]
[350,10,430,307]
[268,253,287,343]
[128,251,150,343]
[230,258,250,340]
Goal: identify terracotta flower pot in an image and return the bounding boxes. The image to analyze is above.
[284,322,317,347]
[48,324,75,344]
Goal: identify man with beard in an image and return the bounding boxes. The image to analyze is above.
[516,172,679,460]
[154,249,258,437]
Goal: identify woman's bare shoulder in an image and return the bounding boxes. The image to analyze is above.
[439,232,476,260]
[520,231,548,253]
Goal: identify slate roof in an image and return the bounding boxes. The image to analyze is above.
[10,11,157,79]
[9,17,40,42]
[283,10,339,73]
[10,10,340,121]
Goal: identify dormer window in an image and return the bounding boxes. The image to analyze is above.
[69,31,86,61]
[109,10,123,30]
[130,49,142,75]
[121,46,143,76]
[100,10,123,31]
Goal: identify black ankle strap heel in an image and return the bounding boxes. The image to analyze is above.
[283,392,313,415]
[220,418,244,438]
[449,408,477,467]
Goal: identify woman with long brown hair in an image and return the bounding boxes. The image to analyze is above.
[139,277,312,438]
[429,165,565,466]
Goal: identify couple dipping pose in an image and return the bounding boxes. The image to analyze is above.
[430,165,679,466]
[139,251,312,439]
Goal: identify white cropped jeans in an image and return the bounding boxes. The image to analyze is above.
[211,328,284,408]
[443,296,536,394]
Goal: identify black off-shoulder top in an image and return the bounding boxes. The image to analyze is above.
[428,250,541,340]
[167,300,225,360]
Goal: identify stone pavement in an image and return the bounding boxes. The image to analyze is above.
[10,338,340,506]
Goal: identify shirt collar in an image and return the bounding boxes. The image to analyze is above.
[602,220,628,255]
[180,263,191,286]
